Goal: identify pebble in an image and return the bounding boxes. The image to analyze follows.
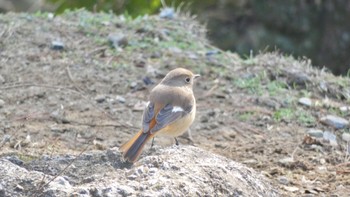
[51,41,64,50]
[339,106,350,112]
[341,132,350,142]
[200,116,209,123]
[298,97,312,107]
[0,75,5,83]
[277,176,289,185]
[116,95,126,103]
[278,157,294,165]
[307,129,323,138]
[323,131,337,146]
[108,33,128,48]
[320,115,349,129]
[319,81,328,92]
[142,76,154,85]
[0,99,5,108]
[159,7,176,19]
[0,183,4,196]
[95,95,106,103]
[287,72,310,86]
[283,186,299,192]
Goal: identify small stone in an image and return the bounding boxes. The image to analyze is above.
[323,131,337,146]
[15,184,24,191]
[200,116,209,123]
[283,186,299,192]
[142,76,154,85]
[108,33,128,48]
[277,176,289,185]
[278,157,294,165]
[287,72,310,86]
[0,99,5,108]
[320,115,349,129]
[95,95,106,103]
[341,132,350,142]
[0,183,5,196]
[0,75,5,83]
[319,81,328,92]
[127,174,138,180]
[339,106,350,112]
[307,129,323,138]
[130,82,137,89]
[205,50,219,56]
[242,159,257,164]
[115,95,126,103]
[51,41,64,50]
[159,7,176,19]
[298,97,312,107]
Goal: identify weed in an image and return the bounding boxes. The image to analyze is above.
[238,112,255,121]
[234,75,263,95]
[273,108,294,122]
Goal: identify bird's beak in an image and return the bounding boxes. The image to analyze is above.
[194,74,200,80]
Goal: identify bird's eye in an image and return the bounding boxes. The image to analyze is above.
[185,77,191,83]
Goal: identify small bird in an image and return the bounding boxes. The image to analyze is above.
[120,68,200,162]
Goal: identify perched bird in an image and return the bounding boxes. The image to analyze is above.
[120,68,200,162]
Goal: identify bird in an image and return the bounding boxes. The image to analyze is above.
[119,68,200,163]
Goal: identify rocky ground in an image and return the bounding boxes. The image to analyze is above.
[0,10,349,196]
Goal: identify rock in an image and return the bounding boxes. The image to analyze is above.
[0,183,5,197]
[115,95,126,103]
[159,7,176,19]
[95,95,106,103]
[0,99,5,108]
[320,115,349,129]
[0,75,5,83]
[341,132,350,142]
[142,76,154,85]
[283,186,299,192]
[286,72,310,86]
[339,106,350,112]
[0,146,279,196]
[298,97,312,107]
[205,50,220,56]
[51,40,64,50]
[108,33,128,48]
[278,157,294,165]
[307,129,323,138]
[277,176,289,185]
[319,81,328,92]
[323,131,338,146]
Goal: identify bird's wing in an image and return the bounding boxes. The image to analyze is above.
[152,103,192,133]
[142,102,155,132]
[142,102,192,134]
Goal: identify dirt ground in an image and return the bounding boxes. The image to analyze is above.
[0,10,349,196]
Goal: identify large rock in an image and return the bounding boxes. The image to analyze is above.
[0,146,279,196]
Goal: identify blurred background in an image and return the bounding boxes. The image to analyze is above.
[1,0,349,76]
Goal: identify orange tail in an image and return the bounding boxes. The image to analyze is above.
[119,130,153,162]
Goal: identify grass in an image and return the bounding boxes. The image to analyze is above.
[273,108,294,122]
[233,71,287,96]
[238,112,255,121]
[273,107,316,126]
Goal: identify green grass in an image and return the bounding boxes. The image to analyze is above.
[267,80,287,96]
[233,72,287,96]
[234,75,263,95]
[273,107,316,125]
[238,112,255,121]
[273,108,294,122]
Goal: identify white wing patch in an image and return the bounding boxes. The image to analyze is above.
[172,106,184,113]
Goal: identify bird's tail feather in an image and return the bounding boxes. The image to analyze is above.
[119,130,153,162]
